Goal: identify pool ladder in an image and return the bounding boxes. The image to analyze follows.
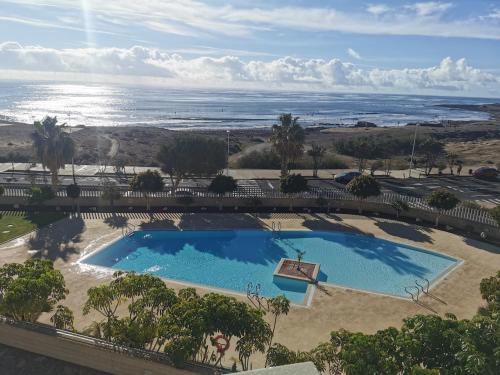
[121,223,136,237]
[271,221,281,233]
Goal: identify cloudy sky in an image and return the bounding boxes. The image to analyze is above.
[1,0,500,96]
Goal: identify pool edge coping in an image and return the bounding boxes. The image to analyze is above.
[75,228,464,305]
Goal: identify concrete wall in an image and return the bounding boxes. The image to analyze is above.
[0,320,207,375]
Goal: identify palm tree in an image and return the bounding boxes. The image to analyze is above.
[270,114,305,179]
[31,116,75,186]
[307,143,326,177]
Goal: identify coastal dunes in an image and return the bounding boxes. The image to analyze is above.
[0,103,499,169]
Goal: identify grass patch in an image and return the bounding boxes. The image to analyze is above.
[0,212,67,244]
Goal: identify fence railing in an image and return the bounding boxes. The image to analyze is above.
[1,183,498,227]
[0,315,230,374]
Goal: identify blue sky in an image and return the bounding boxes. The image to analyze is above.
[0,0,499,96]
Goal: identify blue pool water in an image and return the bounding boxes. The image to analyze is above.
[82,230,458,303]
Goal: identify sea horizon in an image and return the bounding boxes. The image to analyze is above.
[0,80,495,130]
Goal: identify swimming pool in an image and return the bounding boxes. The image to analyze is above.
[81,230,459,304]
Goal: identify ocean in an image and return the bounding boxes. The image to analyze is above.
[0,81,494,129]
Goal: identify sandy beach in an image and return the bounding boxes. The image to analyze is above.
[0,103,499,170]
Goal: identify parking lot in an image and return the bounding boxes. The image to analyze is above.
[375,176,500,207]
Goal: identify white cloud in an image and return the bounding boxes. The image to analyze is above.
[3,0,500,40]
[0,42,498,95]
[347,48,361,60]
[366,4,391,16]
[406,2,453,17]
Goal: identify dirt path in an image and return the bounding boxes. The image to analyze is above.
[103,135,119,158]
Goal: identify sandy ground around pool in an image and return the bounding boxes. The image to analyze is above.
[0,212,499,369]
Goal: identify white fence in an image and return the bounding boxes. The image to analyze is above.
[1,183,498,227]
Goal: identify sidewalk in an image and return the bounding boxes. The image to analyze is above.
[0,162,482,180]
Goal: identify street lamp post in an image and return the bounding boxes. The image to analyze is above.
[408,122,419,178]
[226,130,230,176]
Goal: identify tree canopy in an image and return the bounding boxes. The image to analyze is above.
[426,189,460,211]
[346,175,381,199]
[31,116,75,186]
[280,173,308,194]
[66,183,81,199]
[83,271,272,369]
[270,114,305,178]
[268,270,500,375]
[0,259,68,322]
[101,180,121,207]
[129,169,164,210]
[28,185,55,204]
[157,135,226,192]
[208,175,238,195]
[418,138,444,176]
[307,144,326,177]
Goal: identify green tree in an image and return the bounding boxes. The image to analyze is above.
[31,116,75,186]
[426,188,460,226]
[446,152,458,175]
[346,175,381,213]
[236,309,272,371]
[270,114,306,178]
[390,199,410,218]
[50,305,75,330]
[330,328,402,375]
[208,175,238,196]
[266,295,290,365]
[101,180,121,209]
[370,160,384,176]
[334,138,379,172]
[308,144,326,177]
[418,138,444,176]
[266,343,320,369]
[66,183,81,213]
[280,173,308,194]
[112,155,127,175]
[157,135,226,193]
[310,342,342,375]
[28,185,55,204]
[0,259,68,322]
[129,170,164,210]
[411,367,440,375]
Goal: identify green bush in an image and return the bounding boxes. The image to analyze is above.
[426,188,460,211]
[176,196,194,206]
[66,184,81,199]
[280,174,308,194]
[237,150,281,169]
[346,175,381,199]
[490,205,500,226]
[29,186,55,204]
[208,175,238,195]
[461,200,483,210]
[294,153,348,169]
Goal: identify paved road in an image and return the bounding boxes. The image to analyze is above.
[377,176,500,207]
[1,171,499,206]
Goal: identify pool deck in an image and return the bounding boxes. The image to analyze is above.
[0,212,499,368]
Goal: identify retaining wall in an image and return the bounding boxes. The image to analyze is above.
[0,318,214,375]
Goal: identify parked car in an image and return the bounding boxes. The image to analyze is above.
[473,167,498,180]
[333,171,362,184]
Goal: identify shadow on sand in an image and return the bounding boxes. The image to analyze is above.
[374,220,434,244]
[28,216,85,261]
